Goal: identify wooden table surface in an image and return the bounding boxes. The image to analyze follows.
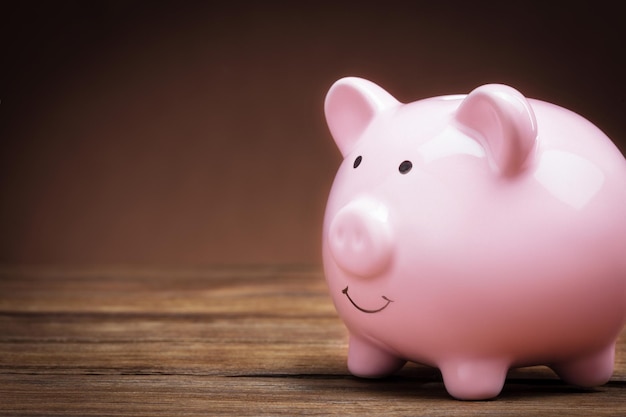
[0,266,624,416]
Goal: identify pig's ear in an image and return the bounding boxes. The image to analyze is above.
[455,84,538,176]
[325,77,400,157]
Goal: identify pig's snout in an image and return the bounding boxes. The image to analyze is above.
[328,199,393,277]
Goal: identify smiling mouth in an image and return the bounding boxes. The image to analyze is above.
[342,286,393,313]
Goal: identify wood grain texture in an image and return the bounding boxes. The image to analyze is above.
[0,266,624,416]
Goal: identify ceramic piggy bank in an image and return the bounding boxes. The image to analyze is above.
[322,77,626,400]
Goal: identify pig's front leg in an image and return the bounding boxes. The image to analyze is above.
[347,334,406,377]
[439,358,509,400]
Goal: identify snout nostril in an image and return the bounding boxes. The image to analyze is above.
[352,230,367,251]
[334,223,364,250]
[334,227,345,244]
[352,229,361,243]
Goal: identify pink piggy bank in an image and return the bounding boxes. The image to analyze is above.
[322,77,626,400]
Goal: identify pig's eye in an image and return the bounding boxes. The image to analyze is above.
[399,160,412,174]
[353,155,362,169]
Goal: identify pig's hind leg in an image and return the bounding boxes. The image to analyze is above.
[550,343,615,387]
[346,334,406,378]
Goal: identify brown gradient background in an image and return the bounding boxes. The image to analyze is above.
[1,1,624,267]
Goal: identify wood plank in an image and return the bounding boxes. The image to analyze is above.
[0,265,333,315]
[0,266,624,415]
[1,374,624,416]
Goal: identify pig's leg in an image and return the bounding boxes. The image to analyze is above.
[439,358,509,400]
[550,343,615,387]
[347,334,406,377]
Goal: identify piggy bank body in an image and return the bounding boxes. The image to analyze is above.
[322,77,626,400]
